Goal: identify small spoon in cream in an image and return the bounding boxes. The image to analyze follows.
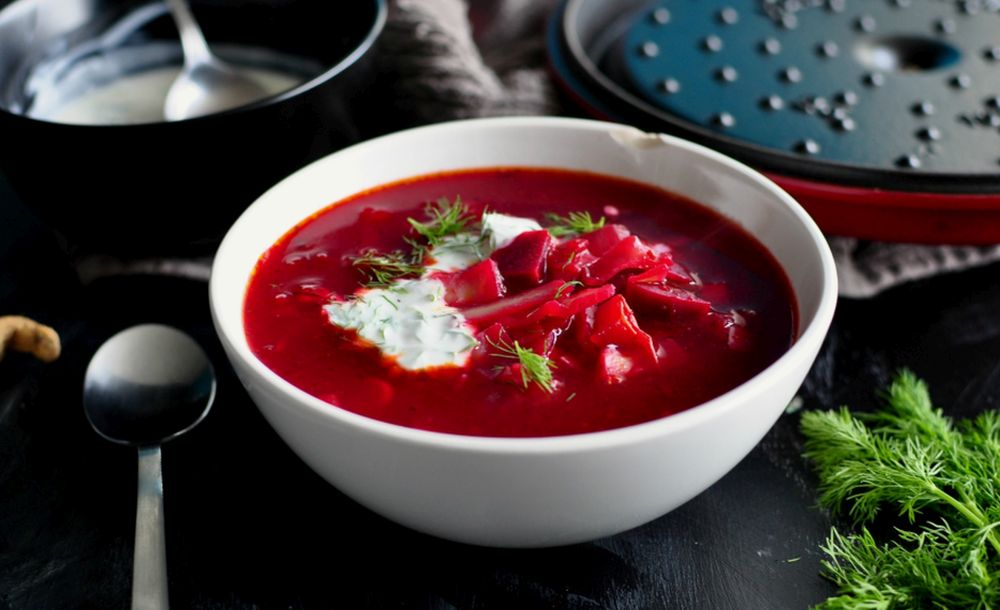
[163,0,269,121]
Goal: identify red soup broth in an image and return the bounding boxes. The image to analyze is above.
[244,168,797,437]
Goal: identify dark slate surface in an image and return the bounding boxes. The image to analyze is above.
[1,185,999,609]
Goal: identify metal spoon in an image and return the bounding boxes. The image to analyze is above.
[162,0,269,121]
[83,324,216,610]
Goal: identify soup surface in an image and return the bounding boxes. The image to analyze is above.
[244,168,797,437]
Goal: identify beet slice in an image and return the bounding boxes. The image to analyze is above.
[628,262,693,287]
[564,284,617,311]
[491,230,553,286]
[626,283,712,316]
[589,295,657,364]
[463,280,564,327]
[584,224,630,256]
[468,322,507,369]
[526,284,616,324]
[547,238,598,281]
[570,304,598,347]
[516,327,561,357]
[443,259,506,306]
[584,236,657,285]
[526,300,571,325]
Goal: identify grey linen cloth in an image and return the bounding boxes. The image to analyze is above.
[80,0,1000,298]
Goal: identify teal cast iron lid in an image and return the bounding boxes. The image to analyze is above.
[558,0,1000,193]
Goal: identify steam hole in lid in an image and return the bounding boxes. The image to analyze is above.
[854,36,961,72]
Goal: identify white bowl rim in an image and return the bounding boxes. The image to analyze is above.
[210,116,838,455]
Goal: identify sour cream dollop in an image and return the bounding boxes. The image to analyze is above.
[324,212,543,370]
[323,279,477,370]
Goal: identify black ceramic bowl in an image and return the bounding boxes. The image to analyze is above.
[0,0,385,256]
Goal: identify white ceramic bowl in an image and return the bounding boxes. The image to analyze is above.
[210,117,837,548]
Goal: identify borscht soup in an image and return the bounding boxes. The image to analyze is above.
[244,168,797,437]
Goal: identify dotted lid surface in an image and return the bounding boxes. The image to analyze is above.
[621,0,1000,175]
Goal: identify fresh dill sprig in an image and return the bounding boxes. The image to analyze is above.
[545,211,606,237]
[488,336,556,393]
[349,249,423,288]
[801,370,1000,609]
[408,196,475,247]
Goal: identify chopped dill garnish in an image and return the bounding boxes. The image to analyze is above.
[562,251,577,270]
[408,196,475,247]
[349,249,423,288]
[433,231,489,263]
[488,336,557,393]
[565,392,577,403]
[545,211,606,237]
[379,294,399,310]
[353,197,479,287]
[403,236,429,265]
[555,281,583,299]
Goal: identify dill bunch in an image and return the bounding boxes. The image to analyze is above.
[801,371,1000,609]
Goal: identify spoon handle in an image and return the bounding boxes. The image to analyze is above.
[164,0,212,66]
[133,445,169,610]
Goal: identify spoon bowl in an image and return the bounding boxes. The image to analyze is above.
[84,324,215,446]
[84,324,215,609]
[164,59,271,122]
[162,0,269,121]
